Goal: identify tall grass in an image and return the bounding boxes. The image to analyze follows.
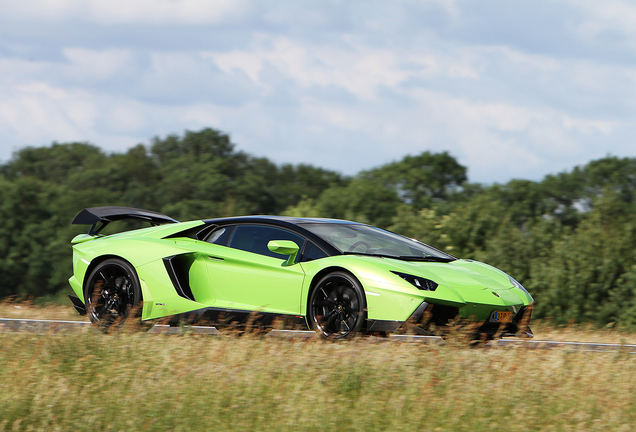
[1,331,635,431]
[0,299,81,321]
[4,301,636,344]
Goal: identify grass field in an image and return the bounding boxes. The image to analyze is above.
[2,304,636,431]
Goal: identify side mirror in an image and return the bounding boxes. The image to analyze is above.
[267,240,300,266]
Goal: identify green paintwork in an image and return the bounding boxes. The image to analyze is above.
[69,219,533,328]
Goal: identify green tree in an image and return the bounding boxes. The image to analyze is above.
[0,142,104,183]
[285,178,401,228]
[364,151,467,209]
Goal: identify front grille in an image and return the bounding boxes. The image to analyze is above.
[408,302,459,328]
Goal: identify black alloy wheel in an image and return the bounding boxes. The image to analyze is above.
[309,271,365,339]
[85,258,143,332]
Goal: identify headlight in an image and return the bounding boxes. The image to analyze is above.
[509,276,530,294]
[391,271,438,291]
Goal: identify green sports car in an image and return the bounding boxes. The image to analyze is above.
[68,206,534,339]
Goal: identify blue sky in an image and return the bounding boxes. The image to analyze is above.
[0,0,634,183]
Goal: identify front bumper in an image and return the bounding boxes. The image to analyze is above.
[390,301,534,340]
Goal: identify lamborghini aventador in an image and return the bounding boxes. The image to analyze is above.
[68,207,534,339]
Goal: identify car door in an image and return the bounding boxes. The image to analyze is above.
[204,224,307,315]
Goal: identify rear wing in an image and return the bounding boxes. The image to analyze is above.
[72,206,178,235]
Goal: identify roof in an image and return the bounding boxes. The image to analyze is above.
[202,215,363,226]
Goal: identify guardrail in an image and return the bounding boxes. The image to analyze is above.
[2,318,635,352]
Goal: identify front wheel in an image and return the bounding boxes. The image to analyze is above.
[84,258,145,332]
[308,271,366,340]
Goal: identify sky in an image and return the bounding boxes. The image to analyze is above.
[1,0,635,184]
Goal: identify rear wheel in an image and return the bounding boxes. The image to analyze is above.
[84,258,145,332]
[308,271,365,340]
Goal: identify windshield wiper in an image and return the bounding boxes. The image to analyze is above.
[398,255,455,262]
[342,252,393,259]
[342,252,455,262]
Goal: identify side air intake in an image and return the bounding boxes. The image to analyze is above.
[163,255,196,301]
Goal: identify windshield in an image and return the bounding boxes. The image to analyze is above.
[299,223,455,261]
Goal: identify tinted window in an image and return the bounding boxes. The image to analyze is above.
[302,241,328,262]
[207,226,234,246]
[228,225,305,260]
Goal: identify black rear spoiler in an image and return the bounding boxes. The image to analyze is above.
[72,206,178,235]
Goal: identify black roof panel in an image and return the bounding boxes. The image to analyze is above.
[202,215,362,226]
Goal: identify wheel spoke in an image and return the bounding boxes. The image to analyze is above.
[316,299,336,307]
[348,297,359,312]
[346,314,357,329]
[322,308,337,321]
[342,317,351,332]
[104,297,116,310]
[98,270,108,282]
[334,283,346,297]
[319,287,329,300]
[325,312,340,332]
[93,305,106,320]
[99,269,115,288]
[115,276,128,291]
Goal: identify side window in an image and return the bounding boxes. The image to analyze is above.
[302,241,328,262]
[228,225,305,260]
[207,226,235,246]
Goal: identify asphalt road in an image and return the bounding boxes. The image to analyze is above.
[2,317,636,352]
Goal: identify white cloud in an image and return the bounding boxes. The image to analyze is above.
[2,0,252,24]
[0,83,96,145]
[105,104,147,133]
[62,48,135,80]
[569,0,636,39]
[207,35,482,102]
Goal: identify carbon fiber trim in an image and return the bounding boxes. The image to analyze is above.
[68,295,87,315]
[166,307,309,330]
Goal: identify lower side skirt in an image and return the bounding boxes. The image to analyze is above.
[165,307,310,330]
[160,307,408,334]
[365,319,403,333]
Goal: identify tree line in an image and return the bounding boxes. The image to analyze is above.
[1,128,635,328]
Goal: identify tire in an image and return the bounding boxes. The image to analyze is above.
[308,271,366,340]
[84,258,145,333]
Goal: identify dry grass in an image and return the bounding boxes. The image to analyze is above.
[530,320,636,345]
[3,301,636,344]
[0,299,82,321]
[1,329,635,432]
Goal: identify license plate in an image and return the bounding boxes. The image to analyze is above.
[489,311,513,323]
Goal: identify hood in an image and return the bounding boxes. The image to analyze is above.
[350,255,530,307]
